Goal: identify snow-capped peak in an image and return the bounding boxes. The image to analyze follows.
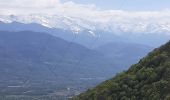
[88,31,96,37]
[1,13,170,35]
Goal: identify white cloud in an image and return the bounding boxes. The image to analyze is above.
[0,0,170,34]
[0,0,61,14]
[0,0,60,8]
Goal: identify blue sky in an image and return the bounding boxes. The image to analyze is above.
[64,0,170,11]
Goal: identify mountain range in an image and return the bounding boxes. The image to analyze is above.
[1,14,170,35]
[0,16,170,48]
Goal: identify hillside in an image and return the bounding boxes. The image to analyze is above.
[74,41,170,100]
[0,31,116,96]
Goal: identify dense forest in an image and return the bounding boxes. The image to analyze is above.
[74,40,170,100]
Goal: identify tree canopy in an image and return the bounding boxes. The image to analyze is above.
[74,41,170,100]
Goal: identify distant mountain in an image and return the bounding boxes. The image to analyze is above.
[1,14,170,35]
[74,41,170,100]
[0,21,101,48]
[95,42,153,70]
[0,31,116,95]
[0,21,170,48]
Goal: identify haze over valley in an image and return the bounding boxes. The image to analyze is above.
[0,0,170,100]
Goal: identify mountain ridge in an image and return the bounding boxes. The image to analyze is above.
[0,21,169,48]
[1,14,170,34]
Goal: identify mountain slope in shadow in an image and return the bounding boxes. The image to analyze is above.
[0,31,116,95]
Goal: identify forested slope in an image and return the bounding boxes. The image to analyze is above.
[74,40,170,100]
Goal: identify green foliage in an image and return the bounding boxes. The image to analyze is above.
[73,41,170,100]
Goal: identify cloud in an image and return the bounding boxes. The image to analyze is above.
[0,0,61,14]
[0,0,60,8]
[0,0,170,34]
